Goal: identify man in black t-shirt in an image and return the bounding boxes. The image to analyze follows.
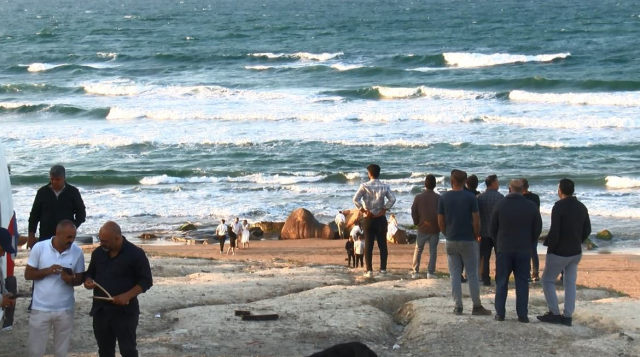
[521,178,541,282]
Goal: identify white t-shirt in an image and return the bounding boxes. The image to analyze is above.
[354,240,365,255]
[232,221,243,234]
[216,224,228,236]
[27,239,84,312]
[335,214,346,225]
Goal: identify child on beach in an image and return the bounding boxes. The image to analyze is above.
[345,236,355,267]
[354,235,365,268]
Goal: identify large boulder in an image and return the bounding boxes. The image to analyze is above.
[389,229,409,244]
[281,208,333,240]
[178,222,197,231]
[327,221,340,239]
[596,229,613,241]
[343,209,363,232]
[251,221,285,233]
[584,238,598,250]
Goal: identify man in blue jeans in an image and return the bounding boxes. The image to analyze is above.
[490,180,542,323]
[410,174,440,279]
[537,178,591,327]
[437,169,491,316]
[353,164,396,278]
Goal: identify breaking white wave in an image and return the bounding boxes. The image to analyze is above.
[509,90,640,107]
[0,102,31,109]
[343,172,361,180]
[407,67,453,72]
[84,82,147,96]
[248,52,343,61]
[606,176,640,189]
[141,173,325,186]
[140,175,221,185]
[443,52,570,68]
[330,63,365,71]
[245,65,273,70]
[374,85,493,100]
[23,63,67,72]
[481,115,640,129]
[96,52,118,59]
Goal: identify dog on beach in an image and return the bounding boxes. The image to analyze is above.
[307,341,378,357]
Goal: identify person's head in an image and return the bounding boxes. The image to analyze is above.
[425,174,437,190]
[521,178,530,191]
[558,178,575,198]
[450,169,467,188]
[49,164,66,191]
[234,217,239,223]
[54,220,76,251]
[0,228,16,256]
[367,164,381,179]
[221,219,226,224]
[466,174,479,191]
[243,219,248,225]
[338,210,342,214]
[508,179,524,194]
[349,236,354,242]
[98,221,123,253]
[485,174,499,190]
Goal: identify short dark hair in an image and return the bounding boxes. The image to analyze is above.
[466,174,479,191]
[485,174,498,187]
[450,169,466,185]
[521,178,530,189]
[425,174,436,190]
[559,178,575,196]
[221,219,226,224]
[367,164,381,179]
[50,164,66,178]
[56,220,76,233]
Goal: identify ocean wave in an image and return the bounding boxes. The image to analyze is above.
[140,173,325,186]
[481,115,640,129]
[509,90,640,107]
[23,63,67,72]
[248,52,343,61]
[244,65,273,71]
[19,62,119,73]
[140,175,221,185]
[96,52,118,59]
[374,86,494,100]
[0,83,75,94]
[443,52,570,68]
[330,63,366,71]
[0,102,109,117]
[606,176,640,189]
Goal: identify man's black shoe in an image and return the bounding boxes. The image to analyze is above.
[561,316,572,327]
[453,307,463,315]
[483,281,491,287]
[460,275,468,283]
[536,311,562,324]
[494,314,505,322]
[518,316,530,323]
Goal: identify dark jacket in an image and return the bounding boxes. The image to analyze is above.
[546,196,591,257]
[28,182,86,239]
[411,189,441,234]
[490,193,542,254]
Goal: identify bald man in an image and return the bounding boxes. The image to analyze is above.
[490,180,542,323]
[84,221,153,357]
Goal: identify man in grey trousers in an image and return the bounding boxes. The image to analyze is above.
[411,174,440,279]
[537,178,591,327]
[438,169,491,316]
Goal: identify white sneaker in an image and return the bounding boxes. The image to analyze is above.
[220,251,223,255]
[1,326,12,331]
[379,270,387,276]
[410,272,418,279]
[427,273,437,279]
[363,271,373,278]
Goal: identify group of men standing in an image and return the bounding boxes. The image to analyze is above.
[1,164,152,357]
[355,164,591,324]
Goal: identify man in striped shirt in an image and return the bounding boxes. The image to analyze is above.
[353,164,396,278]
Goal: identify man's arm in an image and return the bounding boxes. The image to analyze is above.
[411,197,419,226]
[581,210,592,242]
[472,212,480,238]
[533,210,543,244]
[352,185,365,211]
[490,205,499,244]
[437,214,446,235]
[384,186,396,210]
[546,205,561,250]
[72,188,87,228]
[25,265,62,281]
[112,251,153,305]
[28,189,43,248]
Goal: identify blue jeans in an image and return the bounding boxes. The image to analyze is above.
[412,232,439,274]
[542,253,582,317]
[494,252,531,318]
[446,240,482,308]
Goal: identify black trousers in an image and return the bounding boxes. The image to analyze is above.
[362,215,388,272]
[531,241,540,278]
[2,276,16,328]
[355,254,364,268]
[495,252,530,318]
[479,236,495,284]
[346,250,355,267]
[218,235,226,251]
[93,309,139,357]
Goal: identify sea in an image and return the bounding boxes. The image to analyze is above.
[1,0,640,251]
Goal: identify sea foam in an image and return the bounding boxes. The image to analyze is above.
[509,90,640,107]
[443,52,570,68]
[24,63,67,72]
[374,85,493,100]
[248,52,343,61]
[606,176,640,189]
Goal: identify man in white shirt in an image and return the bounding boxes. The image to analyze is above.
[334,211,347,239]
[215,219,228,254]
[350,223,363,240]
[25,220,84,357]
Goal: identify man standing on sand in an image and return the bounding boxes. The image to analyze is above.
[25,220,85,357]
[477,174,504,286]
[410,174,440,279]
[353,164,396,278]
[491,180,542,323]
[437,169,491,316]
[335,211,347,239]
[0,229,17,316]
[537,179,591,327]
[521,178,542,282]
[84,221,153,357]
[28,165,86,248]
[230,217,242,253]
[216,219,228,254]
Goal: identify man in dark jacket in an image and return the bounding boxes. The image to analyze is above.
[490,180,542,323]
[27,165,86,248]
[537,178,591,327]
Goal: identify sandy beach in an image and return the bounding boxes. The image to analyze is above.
[1,238,639,357]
